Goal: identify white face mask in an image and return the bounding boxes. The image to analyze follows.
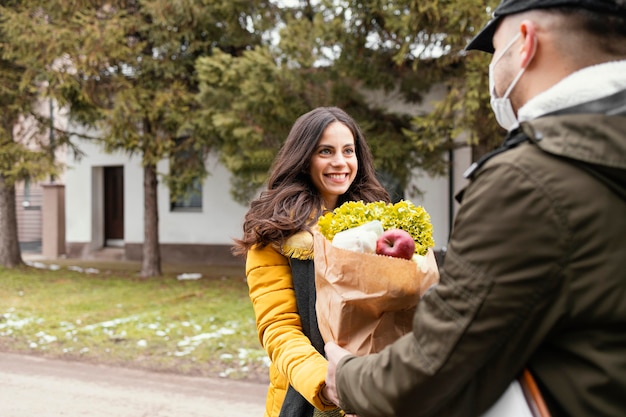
[488,32,528,131]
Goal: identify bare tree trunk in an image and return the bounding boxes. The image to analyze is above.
[0,174,23,268]
[141,163,162,277]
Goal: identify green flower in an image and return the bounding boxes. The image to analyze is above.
[317,200,434,255]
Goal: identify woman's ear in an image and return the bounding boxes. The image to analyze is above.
[519,20,538,68]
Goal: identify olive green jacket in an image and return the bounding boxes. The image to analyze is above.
[335,90,626,417]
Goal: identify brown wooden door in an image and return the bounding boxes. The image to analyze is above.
[104,166,124,242]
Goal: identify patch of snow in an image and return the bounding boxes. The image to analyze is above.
[177,273,202,280]
[82,316,139,330]
[35,331,58,344]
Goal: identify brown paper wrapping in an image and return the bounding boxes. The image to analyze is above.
[314,232,439,355]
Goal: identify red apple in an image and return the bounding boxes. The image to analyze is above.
[375,229,415,260]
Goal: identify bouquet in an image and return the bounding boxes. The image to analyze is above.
[314,200,439,355]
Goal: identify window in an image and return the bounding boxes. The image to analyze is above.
[170,177,202,212]
[169,137,204,212]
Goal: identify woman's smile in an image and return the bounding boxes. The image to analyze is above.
[326,173,350,181]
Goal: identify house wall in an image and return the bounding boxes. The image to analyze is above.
[154,157,248,246]
[124,155,250,265]
[64,137,249,264]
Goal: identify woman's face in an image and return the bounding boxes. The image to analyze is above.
[309,121,358,209]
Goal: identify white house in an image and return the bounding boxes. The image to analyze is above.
[62,140,471,265]
[61,86,472,265]
[63,139,250,265]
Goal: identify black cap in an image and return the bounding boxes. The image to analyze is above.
[466,0,626,53]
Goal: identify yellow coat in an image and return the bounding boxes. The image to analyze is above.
[246,232,336,417]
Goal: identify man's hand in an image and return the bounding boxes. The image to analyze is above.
[324,342,353,406]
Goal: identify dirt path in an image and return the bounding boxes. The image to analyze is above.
[0,352,266,416]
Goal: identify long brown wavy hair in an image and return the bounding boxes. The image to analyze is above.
[232,107,390,256]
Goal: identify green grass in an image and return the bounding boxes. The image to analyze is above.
[0,259,269,382]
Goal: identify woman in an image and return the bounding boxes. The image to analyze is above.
[233,107,390,417]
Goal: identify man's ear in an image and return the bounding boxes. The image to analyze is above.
[519,20,538,68]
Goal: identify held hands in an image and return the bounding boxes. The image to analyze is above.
[324,342,353,410]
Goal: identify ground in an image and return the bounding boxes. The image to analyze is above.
[0,351,267,416]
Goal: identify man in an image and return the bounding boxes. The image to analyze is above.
[323,0,626,416]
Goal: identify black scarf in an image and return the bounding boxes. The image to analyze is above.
[278,259,325,417]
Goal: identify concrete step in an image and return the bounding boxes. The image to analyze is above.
[88,247,125,261]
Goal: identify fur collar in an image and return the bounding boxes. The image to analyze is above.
[518,60,626,122]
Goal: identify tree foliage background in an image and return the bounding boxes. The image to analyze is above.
[0,0,501,271]
[196,0,502,203]
[0,0,79,268]
[1,0,278,274]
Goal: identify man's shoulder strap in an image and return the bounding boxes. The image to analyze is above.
[463,129,529,180]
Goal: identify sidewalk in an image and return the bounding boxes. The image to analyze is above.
[0,352,266,416]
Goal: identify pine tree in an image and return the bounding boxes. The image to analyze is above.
[196,0,502,204]
[2,0,278,276]
[0,2,66,268]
